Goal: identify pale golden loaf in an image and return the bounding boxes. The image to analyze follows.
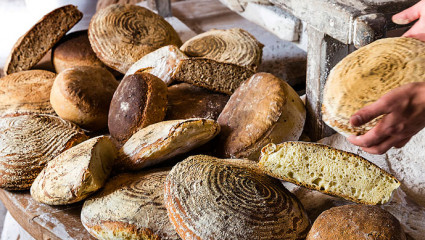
[258,142,400,205]
[30,136,117,205]
[322,37,425,136]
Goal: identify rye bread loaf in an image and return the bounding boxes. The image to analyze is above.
[108,72,168,145]
[166,83,229,120]
[88,4,182,74]
[306,205,406,240]
[4,5,82,75]
[30,136,116,205]
[81,168,180,240]
[258,142,401,204]
[322,37,425,136]
[118,119,220,171]
[0,70,56,117]
[50,66,119,131]
[165,155,311,240]
[181,28,263,71]
[125,45,189,86]
[0,115,88,190]
[217,72,306,160]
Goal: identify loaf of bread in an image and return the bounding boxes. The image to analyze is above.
[322,37,425,136]
[166,83,229,120]
[81,168,180,240]
[181,28,263,71]
[50,66,119,131]
[258,142,400,204]
[4,5,82,75]
[165,155,310,240]
[108,72,168,145]
[217,72,305,160]
[0,115,88,190]
[306,205,406,240]
[88,4,182,73]
[118,119,220,171]
[30,136,116,205]
[0,70,56,117]
[96,0,145,11]
[125,45,189,86]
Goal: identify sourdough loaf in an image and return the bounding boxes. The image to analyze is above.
[50,66,119,131]
[30,136,116,205]
[0,115,88,190]
[108,72,168,145]
[181,28,263,71]
[217,72,305,160]
[81,168,180,240]
[322,37,425,136]
[4,5,82,75]
[0,70,56,117]
[165,155,310,240]
[118,119,220,171]
[258,142,400,204]
[96,0,145,11]
[88,4,182,73]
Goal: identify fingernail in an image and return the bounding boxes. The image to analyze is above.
[393,17,410,25]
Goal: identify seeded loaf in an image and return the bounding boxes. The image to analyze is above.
[50,66,119,131]
[125,45,189,86]
[166,83,229,120]
[322,37,425,136]
[88,4,182,74]
[0,70,56,117]
[258,142,400,204]
[4,5,82,75]
[217,72,306,160]
[181,28,263,71]
[0,115,88,190]
[30,136,116,205]
[118,119,220,171]
[108,72,168,145]
[306,205,406,240]
[165,155,311,240]
[81,168,180,240]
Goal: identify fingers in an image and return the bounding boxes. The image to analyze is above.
[348,125,389,148]
[402,18,425,41]
[392,0,424,25]
[394,137,412,148]
[361,136,412,155]
[350,99,391,127]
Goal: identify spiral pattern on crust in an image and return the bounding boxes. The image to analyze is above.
[165,155,310,240]
[89,4,182,73]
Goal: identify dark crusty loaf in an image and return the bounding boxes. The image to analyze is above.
[0,115,88,190]
[4,5,82,75]
[306,205,406,240]
[165,155,311,240]
[108,72,168,145]
[81,168,180,240]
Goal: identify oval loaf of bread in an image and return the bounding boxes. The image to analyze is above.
[31,136,117,205]
[165,155,311,240]
[0,115,88,190]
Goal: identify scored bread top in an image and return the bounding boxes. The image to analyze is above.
[88,4,182,74]
[322,37,425,136]
[4,5,82,75]
[181,28,263,71]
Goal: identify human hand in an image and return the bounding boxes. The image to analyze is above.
[392,0,425,41]
[348,82,425,154]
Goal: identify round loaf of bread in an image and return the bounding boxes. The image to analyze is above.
[166,83,230,120]
[50,66,119,131]
[4,5,82,75]
[165,155,311,240]
[217,72,306,160]
[0,70,56,117]
[108,72,168,144]
[88,4,182,73]
[96,0,144,11]
[30,136,117,205]
[306,205,406,240]
[0,115,88,190]
[180,28,263,71]
[322,37,425,136]
[81,168,179,240]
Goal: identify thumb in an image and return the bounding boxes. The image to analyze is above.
[392,1,423,25]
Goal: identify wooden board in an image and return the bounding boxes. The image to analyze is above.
[0,189,95,240]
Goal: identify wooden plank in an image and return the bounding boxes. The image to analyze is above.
[148,0,172,17]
